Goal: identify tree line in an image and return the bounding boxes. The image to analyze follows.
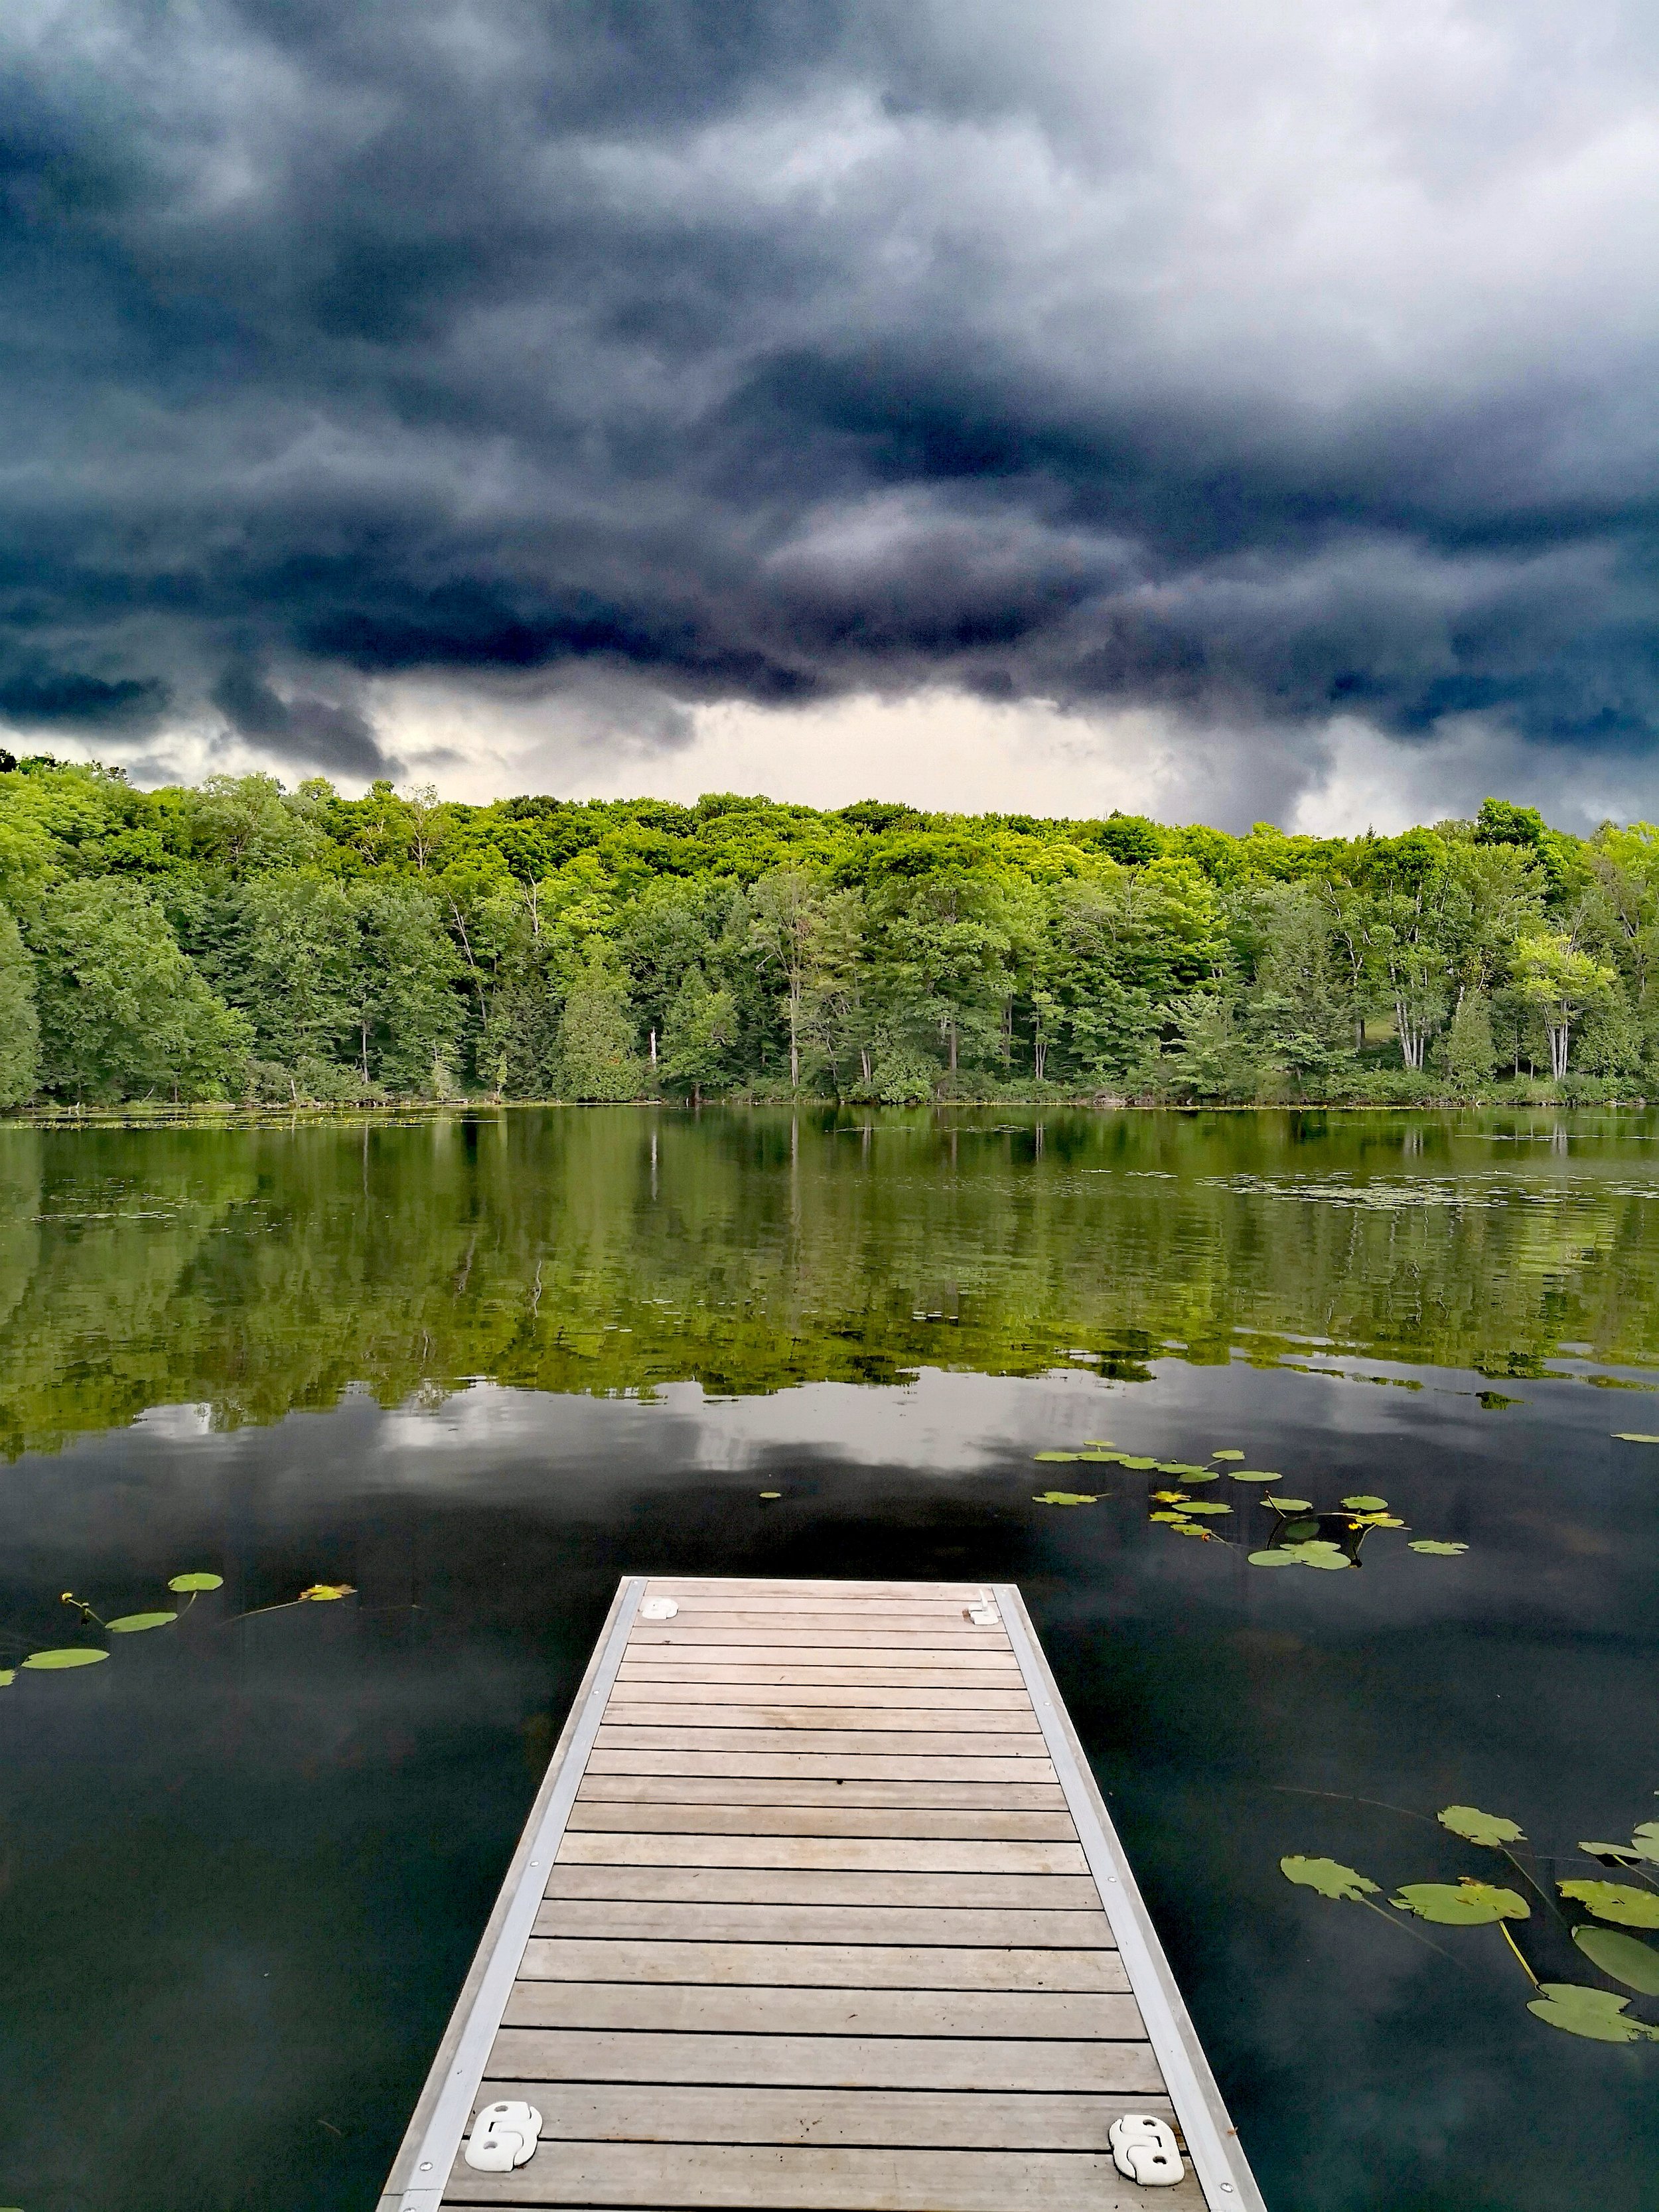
[0,757,1654,1108]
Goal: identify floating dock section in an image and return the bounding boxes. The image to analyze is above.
[382,1577,1263,2212]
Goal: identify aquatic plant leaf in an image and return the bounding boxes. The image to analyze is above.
[0,1669,14,1686]
[1341,1495,1388,1511]
[1559,1880,1659,1929]
[1033,1451,1080,1462]
[1158,1463,1209,1476]
[1173,1469,1220,1483]
[1083,1439,1117,1448]
[1300,1548,1355,1570]
[1612,1433,1659,1443]
[1173,1499,1232,1514]
[1579,1842,1642,1864]
[1169,1521,1212,1537]
[1439,1806,1524,1846]
[297,1583,356,1602]
[1281,1855,1378,1901]
[106,1611,179,1634]
[22,1648,109,1669]
[1630,1822,1659,1865]
[1409,1540,1469,1555]
[167,1572,224,1592]
[758,1491,782,1499]
[1232,1470,1281,1483]
[1035,1491,1098,1506]
[1248,1549,1305,1566]
[1392,1880,1529,1924]
[1149,1509,1190,1523]
[1211,1449,1245,1461]
[1263,1497,1312,1512]
[1349,1512,1406,1528]
[1282,1519,1322,1542]
[1119,1455,1159,1469]
[1526,1984,1659,2042]
[1573,1925,1659,1994]
[1077,1452,1123,1463]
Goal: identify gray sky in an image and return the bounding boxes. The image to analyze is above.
[4,0,1658,830]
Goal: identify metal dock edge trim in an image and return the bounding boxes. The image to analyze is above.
[378,1574,648,2212]
[995,1585,1267,2212]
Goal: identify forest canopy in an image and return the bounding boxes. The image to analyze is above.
[0,756,1654,1109]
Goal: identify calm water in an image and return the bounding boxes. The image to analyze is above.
[1,1107,1656,2212]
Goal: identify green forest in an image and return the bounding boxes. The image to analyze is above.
[1,754,1656,1108]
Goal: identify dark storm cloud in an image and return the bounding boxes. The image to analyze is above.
[2,0,1658,802]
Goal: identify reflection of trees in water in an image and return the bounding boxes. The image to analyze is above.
[1,1107,1658,1455]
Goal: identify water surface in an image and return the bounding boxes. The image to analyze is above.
[1,1107,1656,2212]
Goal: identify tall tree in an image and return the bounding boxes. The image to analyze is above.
[557,948,641,1101]
[0,903,40,1106]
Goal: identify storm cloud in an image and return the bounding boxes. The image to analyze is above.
[2,0,1658,822]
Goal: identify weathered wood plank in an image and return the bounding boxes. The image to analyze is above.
[498,1982,1145,2039]
[515,1939,1129,1990]
[486,2029,1162,2094]
[555,1833,1090,1874]
[584,1749,1059,1783]
[618,1645,1025,1670]
[541,1866,1102,1909]
[616,1663,1026,1687]
[566,1803,1079,1840]
[593,1726,1052,1756]
[608,1683,1037,1712]
[627,1627,1007,1649]
[468,2080,1157,2150]
[573,1775,1069,1810]
[641,1592,990,1612]
[642,1581,991,1599]
[439,2140,1203,2211]
[533,1903,1115,1948]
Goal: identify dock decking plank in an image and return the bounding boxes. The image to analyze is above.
[382,1577,1259,2212]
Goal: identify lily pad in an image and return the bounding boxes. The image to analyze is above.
[1232,1470,1282,1483]
[1630,1822,1659,1865]
[1439,1805,1524,1847]
[22,1647,108,1669]
[1349,1512,1406,1528]
[297,1583,356,1602]
[1613,1433,1659,1443]
[168,1572,224,1592]
[1281,1855,1378,1901]
[1392,1880,1529,1925]
[1033,1451,1080,1463]
[1341,1495,1388,1511]
[1408,1540,1468,1556]
[1173,1499,1232,1515]
[106,1611,179,1634]
[1158,1463,1210,1476]
[1299,1545,1355,1570]
[1083,1439,1118,1448]
[1248,1548,1306,1566]
[1263,1497,1312,1512]
[1211,1449,1245,1461]
[1527,1984,1659,2042]
[0,1669,14,1686]
[1573,1925,1659,1994]
[1149,1509,1191,1523]
[1169,1521,1212,1537]
[1035,1491,1098,1506]
[758,1491,782,1499]
[1118,1455,1159,1470]
[1559,1880,1659,1929]
[1579,1842,1642,1864]
[1282,1519,1323,1542]
[1077,1451,1123,1463]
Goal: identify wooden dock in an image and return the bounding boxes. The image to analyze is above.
[381,1578,1264,2212]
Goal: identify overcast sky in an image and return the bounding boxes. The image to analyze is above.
[3,0,1657,830]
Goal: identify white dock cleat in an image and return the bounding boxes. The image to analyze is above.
[1108,2112,1185,2186]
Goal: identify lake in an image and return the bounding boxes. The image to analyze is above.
[0,1105,1656,2212]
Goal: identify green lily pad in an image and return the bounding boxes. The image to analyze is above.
[1232,1470,1282,1483]
[758,1491,782,1499]
[1173,1499,1232,1514]
[1168,1520,1211,1537]
[1341,1495,1388,1511]
[1211,1449,1245,1461]
[1439,1805,1524,1847]
[0,1668,14,1687]
[1573,1925,1659,1994]
[1034,1491,1098,1506]
[1282,1519,1322,1542]
[1559,1880,1659,1929]
[1349,1512,1406,1528]
[1281,1855,1378,1901]
[1077,1451,1123,1463]
[1118,1455,1159,1470]
[1409,1540,1468,1555]
[1613,1432,1659,1443]
[1527,1984,1659,2042]
[1248,1548,1305,1566]
[1083,1439,1117,1448]
[1157,1463,1210,1476]
[1630,1822,1659,1865]
[1263,1497,1312,1512]
[22,1648,109,1670]
[167,1572,224,1592]
[106,1611,179,1634]
[1393,1880,1529,1925]
[1033,1451,1080,1463]
[1579,1842,1642,1864]
[1299,1546,1355,1570]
